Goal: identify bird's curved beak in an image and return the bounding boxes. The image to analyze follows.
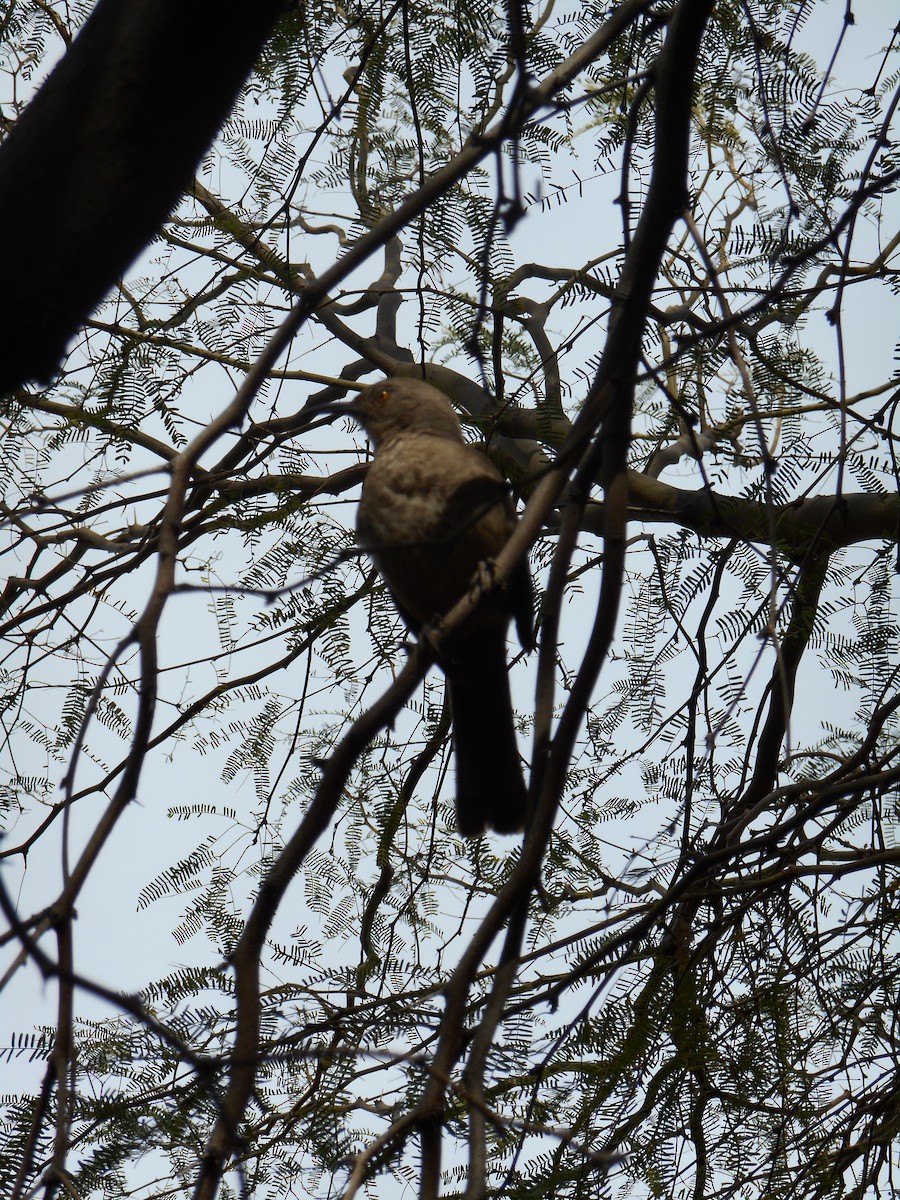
[297,386,365,431]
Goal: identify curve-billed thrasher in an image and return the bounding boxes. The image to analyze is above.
[352,377,533,836]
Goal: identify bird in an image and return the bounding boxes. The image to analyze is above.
[350,376,534,836]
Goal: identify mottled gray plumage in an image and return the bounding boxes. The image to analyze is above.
[353,377,533,836]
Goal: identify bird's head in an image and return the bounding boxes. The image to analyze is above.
[351,377,463,446]
[300,376,463,447]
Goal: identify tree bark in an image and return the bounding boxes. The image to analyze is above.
[0,0,288,391]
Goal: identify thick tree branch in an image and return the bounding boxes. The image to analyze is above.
[0,0,288,390]
[624,473,900,556]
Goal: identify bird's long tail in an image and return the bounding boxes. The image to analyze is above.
[445,625,526,836]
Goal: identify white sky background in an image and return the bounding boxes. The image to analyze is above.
[2,2,900,1193]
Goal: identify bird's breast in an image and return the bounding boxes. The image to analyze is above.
[356,435,513,628]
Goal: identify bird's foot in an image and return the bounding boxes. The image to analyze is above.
[471,558,500,600]
[418,617,446,660]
